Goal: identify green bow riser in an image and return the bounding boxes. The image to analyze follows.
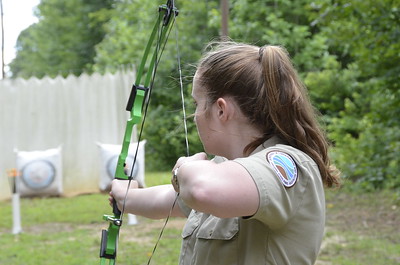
[100,1,178,264]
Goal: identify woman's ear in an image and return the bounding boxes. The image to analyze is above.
[216,97,232,122]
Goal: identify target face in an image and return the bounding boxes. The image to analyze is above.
[106,155,139,180]
[21,160,56,190]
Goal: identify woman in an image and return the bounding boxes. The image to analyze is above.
[111,42,340,264]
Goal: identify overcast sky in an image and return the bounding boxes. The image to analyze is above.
[2,0,40,68]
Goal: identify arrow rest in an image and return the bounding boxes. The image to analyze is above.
[126,84,149,112]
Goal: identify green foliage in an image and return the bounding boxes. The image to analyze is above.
[305,60,360,117]
[316,0,400,190]
[329,80,400,190]
[8,0,400,189]
[225,0,399,190]
[227,0,336,73]
[9,0,113,78]
[93,0,217,170]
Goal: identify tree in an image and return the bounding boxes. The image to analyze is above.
[9,0,399,189]
[93,0,219,170]
[9,0,113,78]
[215,0,399,190]
[312,0,400,189]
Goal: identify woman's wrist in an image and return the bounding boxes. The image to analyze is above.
[171,167,180,193]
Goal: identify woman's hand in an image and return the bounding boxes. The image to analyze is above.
[172,152,208,170]
[109,179,139,210]
[171,152,208,192]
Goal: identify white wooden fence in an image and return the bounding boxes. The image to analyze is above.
[0,69,136,200]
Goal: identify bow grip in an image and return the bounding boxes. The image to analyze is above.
[112,200,122,216]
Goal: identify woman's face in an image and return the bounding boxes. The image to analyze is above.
[192,72,220,155]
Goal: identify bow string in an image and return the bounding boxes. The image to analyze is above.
[100,1,184,264]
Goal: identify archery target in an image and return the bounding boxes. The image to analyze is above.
[106,155,139,180]
[15,147,63,197]
[97,141,146,191]
[21,160,56,189]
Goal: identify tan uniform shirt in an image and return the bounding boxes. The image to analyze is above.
[178,137,325,265]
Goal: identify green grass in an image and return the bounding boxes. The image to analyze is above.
[0,173,399,264]
[0,172,182,265]
[317,189,400,265]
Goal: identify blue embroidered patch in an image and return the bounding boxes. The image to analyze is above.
[267,151,298,188]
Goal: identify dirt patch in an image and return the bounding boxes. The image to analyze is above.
[325,190,399,242]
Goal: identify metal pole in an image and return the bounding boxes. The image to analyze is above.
[0,0,5,79]
[8,169,22,234]
[221,0,229,38]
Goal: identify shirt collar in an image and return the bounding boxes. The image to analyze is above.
[250,136,285,155]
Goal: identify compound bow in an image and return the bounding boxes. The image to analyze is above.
[100,1,180,264]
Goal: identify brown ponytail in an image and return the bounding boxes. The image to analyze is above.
[197,41,340,187]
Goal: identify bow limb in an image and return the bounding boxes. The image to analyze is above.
[99,1,179,264]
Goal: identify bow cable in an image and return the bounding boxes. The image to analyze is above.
[145,8,189,265]
[175,17,190,157]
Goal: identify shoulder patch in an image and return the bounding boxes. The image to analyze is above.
[267,151,298,188]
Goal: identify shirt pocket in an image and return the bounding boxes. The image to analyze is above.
[182,210,201,238]
[197,216,239,240]
[180,214,240,265]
